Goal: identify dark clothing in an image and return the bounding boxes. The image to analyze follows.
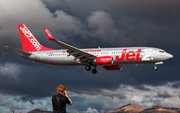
[52,94,70,113]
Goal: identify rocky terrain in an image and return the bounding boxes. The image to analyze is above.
[105,104,180,113]
[139,105,180,113]
[27,104,180,113]
[104,104,146,113]
[28,108,52,113]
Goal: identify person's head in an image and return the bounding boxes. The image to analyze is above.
[57,85,65,94]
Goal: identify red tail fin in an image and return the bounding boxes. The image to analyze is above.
[18,24,54,52]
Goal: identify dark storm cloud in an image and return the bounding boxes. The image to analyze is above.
[42,0,180,21]
[42,0,180,48]
[1,0,179,96]
[51,0,180,31]
[0,0,180,112]
[116,0,180,23]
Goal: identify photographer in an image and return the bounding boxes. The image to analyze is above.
[52,85,73,113]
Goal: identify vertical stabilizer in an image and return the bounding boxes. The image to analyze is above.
[18,24,54,52]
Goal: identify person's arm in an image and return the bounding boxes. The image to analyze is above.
[64,90,73,106]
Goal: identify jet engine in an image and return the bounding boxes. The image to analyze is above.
[94,56,112,65]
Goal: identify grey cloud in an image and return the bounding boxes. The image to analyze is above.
[82,107,99,113]
[134,84,152,91]
[87,10,157,46]
[157,91,172,98]
[169,81,180,88]
[87,10,129,45]
[11,101,24,109]
[0,0,84,50]
[20,95,34,104]
[67,83,180,112]
[0,62,22,79]
[42,0,180,48]
[0,101,11,106]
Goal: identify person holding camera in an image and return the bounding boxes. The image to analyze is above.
[52,85,73,113]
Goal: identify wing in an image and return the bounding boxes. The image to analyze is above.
[5,46,32,55]
[44,28,96,62]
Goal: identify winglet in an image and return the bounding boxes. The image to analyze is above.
[44,28,55,41]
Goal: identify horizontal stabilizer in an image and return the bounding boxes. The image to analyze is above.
[5,46,32,55]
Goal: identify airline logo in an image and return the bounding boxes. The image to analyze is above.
[20,26,41,51]
[116,49,142,61]
[100,57,111,63]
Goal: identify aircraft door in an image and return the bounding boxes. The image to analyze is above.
[40,53,44,60]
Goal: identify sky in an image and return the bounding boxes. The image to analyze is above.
[0,0,180,112]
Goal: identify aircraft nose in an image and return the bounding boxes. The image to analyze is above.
[167,53,173,59]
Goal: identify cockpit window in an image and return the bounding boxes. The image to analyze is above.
[159,51,166,53]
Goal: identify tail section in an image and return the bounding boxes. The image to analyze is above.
[18,24,54,52]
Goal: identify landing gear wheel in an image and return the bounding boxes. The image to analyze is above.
[85,66,91,71]
[92,69,97,74]
[154,65,158,70]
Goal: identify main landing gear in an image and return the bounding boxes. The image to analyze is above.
[85,65,91,71]
[85,65,97,74]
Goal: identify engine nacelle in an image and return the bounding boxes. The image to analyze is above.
[94,56,112,65]
[104,64,122,71]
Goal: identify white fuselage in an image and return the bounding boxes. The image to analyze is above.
[22,47,173,66]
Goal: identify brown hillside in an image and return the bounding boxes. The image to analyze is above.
[105,104,146,113]
[140,105,180,113]
[28,108,53,113]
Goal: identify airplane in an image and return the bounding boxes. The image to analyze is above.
[5,24,173,74]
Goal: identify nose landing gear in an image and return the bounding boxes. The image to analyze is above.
[154,65,158,70]
[154,62,163,70]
